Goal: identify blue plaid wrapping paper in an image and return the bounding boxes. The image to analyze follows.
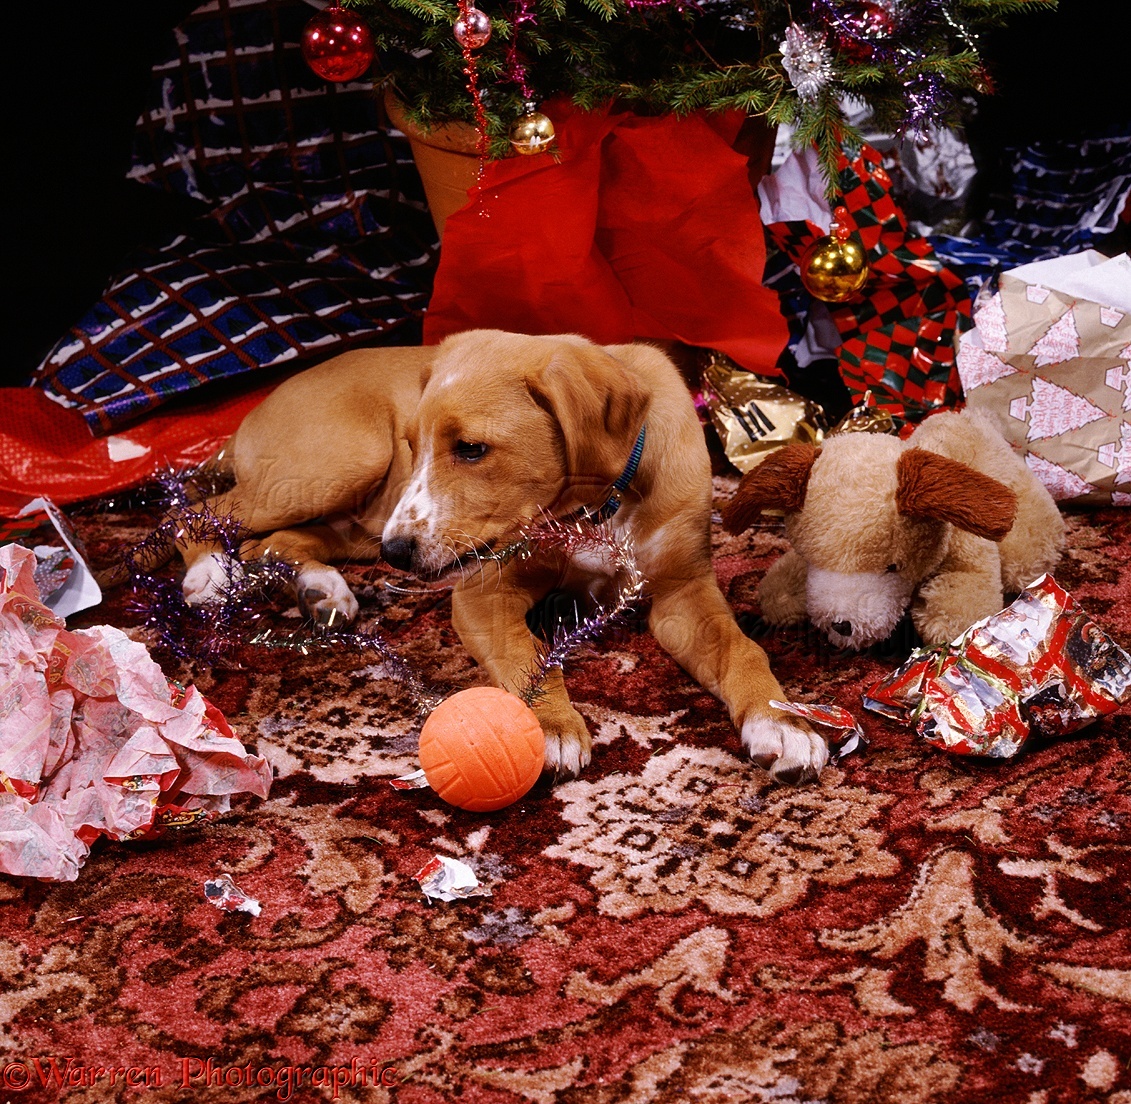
[931,130,1131,285]
[32,0,438,434]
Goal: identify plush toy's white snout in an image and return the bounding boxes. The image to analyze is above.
[806,566,916,649]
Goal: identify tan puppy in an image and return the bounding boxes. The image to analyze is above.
[181,330,825,782]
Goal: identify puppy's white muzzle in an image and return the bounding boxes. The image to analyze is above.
[382,456,450,576]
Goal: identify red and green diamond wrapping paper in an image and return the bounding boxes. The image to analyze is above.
[766,144,971,421]
[864,575,1131,757]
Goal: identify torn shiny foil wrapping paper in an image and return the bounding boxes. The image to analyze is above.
[916,654,1030,758]
[0,497,102,618]
[204,873,262,916]
[700,354,826,474]
[826,390,898,437]
[864,575,1131,757]
[769,700,867,762]
[415,855,491,903]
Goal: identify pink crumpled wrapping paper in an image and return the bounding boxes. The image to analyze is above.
[0,544,272,881]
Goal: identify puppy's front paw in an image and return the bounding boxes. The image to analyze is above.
[296,565,359,626]
[183,552,243,606]
[741,711,828,785]
[538,705,592,783]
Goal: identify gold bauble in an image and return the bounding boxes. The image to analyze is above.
[798,234,869,302]
[508,109,555,155]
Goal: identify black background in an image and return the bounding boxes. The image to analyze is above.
[4,0,203,389]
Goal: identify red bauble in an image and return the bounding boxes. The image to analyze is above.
[835,1,896,63]
[418,687,545,812]
[453,7,492,49]
[302,5,375,83]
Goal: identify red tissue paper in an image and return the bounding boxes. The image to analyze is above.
[0,544,272,881]
[0,382,277,512]
[424,100,789,375]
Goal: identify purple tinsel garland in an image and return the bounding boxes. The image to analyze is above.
[118,475,645,716]
[490,516,646,704]
[807,0,978,138]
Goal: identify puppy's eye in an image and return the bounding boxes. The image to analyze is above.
[886,563,900,573]
[454,440,488,462]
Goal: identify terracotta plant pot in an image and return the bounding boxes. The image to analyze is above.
[383,90,480,240]
[384,90,777,241]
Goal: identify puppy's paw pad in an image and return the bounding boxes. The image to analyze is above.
[741,714,828,786]
[296,567,359,625]
[540,712,592,783]
[183,553,243,606]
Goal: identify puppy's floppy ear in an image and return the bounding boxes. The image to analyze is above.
[721,443,819,534]
[897,448,1017,541]
[524,344,651,490]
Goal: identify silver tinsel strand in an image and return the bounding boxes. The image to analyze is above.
[492,516,645,705]
[780,22,834,104]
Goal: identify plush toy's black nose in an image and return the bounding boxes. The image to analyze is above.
[831,620,853,637]
[381,536,416,572]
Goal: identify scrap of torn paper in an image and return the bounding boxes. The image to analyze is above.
[0,497,101,617]
[0,543,272,881]
[770,699,867,762]
[864,574,1131,757]
[204,873,262,916]
[414,855,491,903]
[389,769,430,791]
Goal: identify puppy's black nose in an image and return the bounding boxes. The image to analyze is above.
[831,620,853,637]
[381,536,416,572]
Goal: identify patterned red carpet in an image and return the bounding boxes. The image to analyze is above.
[2,490,1130,1104]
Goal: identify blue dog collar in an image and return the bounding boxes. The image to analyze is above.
[580,424,647,525]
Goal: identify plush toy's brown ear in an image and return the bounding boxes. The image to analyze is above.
[896,448,1017,541]
[721,443,819,534]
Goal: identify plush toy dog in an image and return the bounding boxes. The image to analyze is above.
[721,409,1065,650]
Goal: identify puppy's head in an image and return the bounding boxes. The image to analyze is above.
[382,330,650,580]
[723,433,1017,649]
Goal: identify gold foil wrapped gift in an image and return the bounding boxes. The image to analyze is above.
[826,390,898,437]
[701,353,826,474]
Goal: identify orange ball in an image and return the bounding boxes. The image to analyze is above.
[418,687,545,812]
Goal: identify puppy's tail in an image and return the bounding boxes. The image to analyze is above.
[94,526,177,590]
